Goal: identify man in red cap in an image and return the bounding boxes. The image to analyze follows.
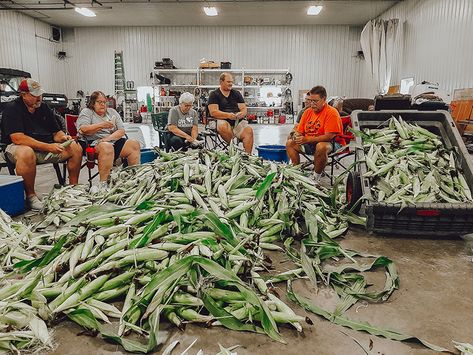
[1,78,82,211]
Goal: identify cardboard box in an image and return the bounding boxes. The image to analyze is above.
[199,61,219,69]
[451,99,473,134]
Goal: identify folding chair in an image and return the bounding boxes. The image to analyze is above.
[300,115,355,184]
[0,143,15,175]
[326,116,355,184]
[0,115,67,186]
[201,118,229,150]
[0,147,67,185]
[151,112,171,151]
[65,114,79,139]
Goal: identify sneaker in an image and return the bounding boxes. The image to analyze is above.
[27,195,44,211]
[90,181,108,194]
[313,172,322,186]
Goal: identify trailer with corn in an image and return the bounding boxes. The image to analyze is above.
[347,110,473,236]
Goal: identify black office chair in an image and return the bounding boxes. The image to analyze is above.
[151,112,171,152]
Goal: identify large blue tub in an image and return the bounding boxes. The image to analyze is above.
[256,145,289,163]
[140,149,158,163]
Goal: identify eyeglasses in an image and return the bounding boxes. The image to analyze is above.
[96,100,107,105]
[307,98,323,105]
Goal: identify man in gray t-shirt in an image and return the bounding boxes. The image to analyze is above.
[167,92,200,151]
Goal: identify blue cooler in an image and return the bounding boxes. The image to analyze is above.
[0,175,25,216]
[140,149,158,163]
[256,145,289,163]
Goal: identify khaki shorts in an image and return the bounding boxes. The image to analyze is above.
[217,119,249,140]
[5,144,66,164]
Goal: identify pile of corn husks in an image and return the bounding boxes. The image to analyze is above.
[360,116,473,205]
[0,145,447,354]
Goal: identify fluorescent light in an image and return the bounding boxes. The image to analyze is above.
[203,6,218,16]
[307,5,323,16]
[75,7,96,17]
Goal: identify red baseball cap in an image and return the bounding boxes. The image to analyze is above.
[18,78,44,97]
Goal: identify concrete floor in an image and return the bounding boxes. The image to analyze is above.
[2,123,473,354]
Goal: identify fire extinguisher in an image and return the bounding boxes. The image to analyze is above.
[85,146,96,169]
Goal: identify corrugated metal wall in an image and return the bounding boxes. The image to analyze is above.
[4,0,471,101]
[64,25,365,101]
[0,11,67,93]
[378,0,473,95]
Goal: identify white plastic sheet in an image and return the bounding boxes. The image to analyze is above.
[361,18,399,94]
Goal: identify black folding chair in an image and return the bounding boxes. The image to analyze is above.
[0,143,67,185]
[201,118,229,150]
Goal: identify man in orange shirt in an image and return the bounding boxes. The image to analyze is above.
[286,85,344,182]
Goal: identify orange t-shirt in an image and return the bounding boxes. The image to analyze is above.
[296,104,345,145]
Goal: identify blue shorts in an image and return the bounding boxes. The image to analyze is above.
[302,142,341,155]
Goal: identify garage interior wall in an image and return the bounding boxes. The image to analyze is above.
[0,11,67,94]
[62,25,366,102]
[378,0,473,94]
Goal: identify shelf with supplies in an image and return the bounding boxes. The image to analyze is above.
[153,69,198,73]
[244,85,289,89]
[123,89,138,122]
[200,69,244,73]
[151,67,293,116]
[247,106,284,110]
[158,84,199,87]
[198,85,243,89]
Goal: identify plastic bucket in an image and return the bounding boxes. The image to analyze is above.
[256,145,289,163]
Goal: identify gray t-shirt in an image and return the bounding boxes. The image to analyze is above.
[77,108,124,144]
[168,106,198,135]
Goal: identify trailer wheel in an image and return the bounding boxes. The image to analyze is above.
[346,171,362,214]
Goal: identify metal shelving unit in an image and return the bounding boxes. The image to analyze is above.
[151,68,292,118]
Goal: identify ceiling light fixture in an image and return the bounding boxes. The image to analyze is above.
[307,5,323,16]
[203,6,218,16]
[75,7,96,17]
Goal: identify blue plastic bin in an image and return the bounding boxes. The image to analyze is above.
[140,149,158,164]
[256,145,289,163]
[0,175,25,216]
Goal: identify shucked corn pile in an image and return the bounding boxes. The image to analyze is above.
[359,116,473,205]
[0,145,448,354]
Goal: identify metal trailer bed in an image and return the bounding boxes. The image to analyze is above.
[348,110,473,237]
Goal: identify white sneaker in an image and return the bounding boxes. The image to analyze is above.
[27,195,44,211]
[313,172,322,184]
[90,181,108,194]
